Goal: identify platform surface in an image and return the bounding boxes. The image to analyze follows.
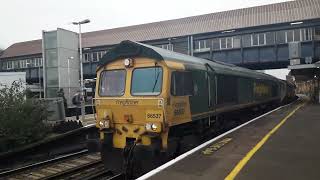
[149,98,320,180]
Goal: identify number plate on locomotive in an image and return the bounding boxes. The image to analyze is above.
[145,110,163,121]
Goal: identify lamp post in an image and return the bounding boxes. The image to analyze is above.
[72,19,90,121]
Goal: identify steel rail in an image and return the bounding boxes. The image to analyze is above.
[43,159,102,180]
[0,149,88,177]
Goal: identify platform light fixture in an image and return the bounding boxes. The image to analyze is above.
[290,21,303,25]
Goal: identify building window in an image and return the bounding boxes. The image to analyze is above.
[97,52,102,61]
[34,59,39,67]
[6,61,14,69]
[286,30,294,42]
[301,28,313,41]
[226,37,233,48]
[26,59,33,67]
[251,33,266,46]
[14,61,19,69]
[100,51,106,58]
[259,33,266,45]
[294,29,301,42]
[283,28,314,43]
[84,53,90,62]
[266,32,275,45]
[314,26,320,40]
[251,34,259,46]
[315,26,320,40]
[212,38,220,50]
[233,36,241,48]
[97,51,106,61]
[34,58,43,67]
[220,37,233,49]
[194,40,209,51]
[220,38,226,49]
[20,60,28,68]
[2,62,6,70]
[242,34,252,47]
[161,44,173,51]
[286,29,301,42]
[92,52,98,62]
[276,31,286,44]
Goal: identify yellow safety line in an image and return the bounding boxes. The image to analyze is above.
[225,103,305,180]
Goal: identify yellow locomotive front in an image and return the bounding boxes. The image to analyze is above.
[95,57,170,149]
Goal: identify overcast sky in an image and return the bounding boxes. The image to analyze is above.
[0,0,290,79]
[0,0,290,49]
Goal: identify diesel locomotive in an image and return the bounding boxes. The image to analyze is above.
[94,40,295,173]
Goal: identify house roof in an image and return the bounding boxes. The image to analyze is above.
[1,0,319,59]
[1,40,42,59]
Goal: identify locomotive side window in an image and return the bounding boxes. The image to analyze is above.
[131,67,163,96]
[171,71,193,96]
[217,75,238,104]
[99,69,126,96]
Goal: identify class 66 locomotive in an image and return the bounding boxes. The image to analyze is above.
[94,40,295,174]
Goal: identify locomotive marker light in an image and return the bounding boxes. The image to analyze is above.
[124,58,133,67]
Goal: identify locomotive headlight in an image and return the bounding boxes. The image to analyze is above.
[145,123,161,132]
[151,124,158,131]
[145,123,152,131]
[99,120,110,128]
[99,121,104,127]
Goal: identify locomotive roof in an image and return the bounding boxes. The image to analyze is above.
[99,40,278,81]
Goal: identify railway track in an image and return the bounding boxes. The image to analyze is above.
[0,150,123,180]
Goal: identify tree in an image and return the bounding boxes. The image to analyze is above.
[0,81,49,152]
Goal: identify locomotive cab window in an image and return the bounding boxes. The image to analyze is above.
[99,69,126,96]
[171,71,193,96]
[131,67,163,96]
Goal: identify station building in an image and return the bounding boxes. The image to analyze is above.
[0,0,319,90]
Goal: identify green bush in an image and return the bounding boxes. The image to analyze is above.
[0,81,49,152]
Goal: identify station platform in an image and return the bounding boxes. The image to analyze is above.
[143,97,320,180]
